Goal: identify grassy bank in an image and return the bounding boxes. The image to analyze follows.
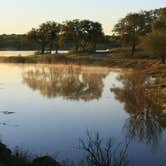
[0,52,163,67]
[0,52,165,81]
[0,53,165,75]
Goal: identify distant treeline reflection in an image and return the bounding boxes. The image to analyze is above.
[23,66,108,101]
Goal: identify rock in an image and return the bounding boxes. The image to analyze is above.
[161,84,166,88]
[0,162,6,166]
[0,143,12,163]
[33,156,61,166]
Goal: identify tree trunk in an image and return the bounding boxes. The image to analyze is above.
[41,46,45,54]
[55,48,58,54]
[131,30,136,57]
[75,45,79,53]
[49,44,53,54]
[162,56,165,64]
[55,45,59,54]
[93,43,97,52]
[131,42,136,57]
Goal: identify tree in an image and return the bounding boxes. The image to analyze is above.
[113,13,146,56]
[141,30,166,64]
[62,19,104,52]
[27,21,61,54]
[62,19,82,52]
[46,21,61,54]
[79,20,104,51]
[27,27,49,54]
[153,8,166,31]
[141,9,159,33]
[113,8,162,57]
[79,131,128,166]
[140,7,166,63]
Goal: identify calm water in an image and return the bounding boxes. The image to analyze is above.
[0,64,166,165]
[0,50,106,57]
[0,50,69,57]
[0,51,36,57]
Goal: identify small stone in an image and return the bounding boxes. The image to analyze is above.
[33,156,61,166]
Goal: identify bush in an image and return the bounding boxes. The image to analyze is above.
[141,30,166,64]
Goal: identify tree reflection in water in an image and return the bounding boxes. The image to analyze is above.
[22,65,108,101]
[111,71,166,146]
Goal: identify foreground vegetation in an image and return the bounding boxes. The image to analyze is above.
[0,142,61,166]
[0,132,128,166]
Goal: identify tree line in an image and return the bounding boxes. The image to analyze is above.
[26,6,166,60]
[27,19,107,54]
[0,20,114,52]
[0,34,38,50]
[0,7,165,63]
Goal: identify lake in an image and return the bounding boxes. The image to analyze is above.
[0,50,69,57]
[0,63,166,166]
[0,50,108,57]
[0,51,35,57]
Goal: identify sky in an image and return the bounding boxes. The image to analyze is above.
[0,0,165,35]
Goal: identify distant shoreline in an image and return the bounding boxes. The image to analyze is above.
[0,53,163,68]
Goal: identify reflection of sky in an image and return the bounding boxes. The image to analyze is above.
[0,64,166,165]
[0,64,21,82]
[0,64,126,160]
[0,0,165,34]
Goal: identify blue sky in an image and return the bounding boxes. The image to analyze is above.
[0,0,165,34]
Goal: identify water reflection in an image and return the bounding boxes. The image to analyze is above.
[22,65,108,101]
[111,71,166,146]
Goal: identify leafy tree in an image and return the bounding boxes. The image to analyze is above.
[153,8,166,31]
[79,20,104,51]
[62,19,104,52]
[141,8,166,63]
[27,27,48,54]
[141,30,166,64]
[113,13,146,56]
[62,19,82,52]
[46,21,61,54]
[27,21,60,54]
[113,9,162,56]
[141,7,166,64]
[0,34,39,50]
[141,9,159,33]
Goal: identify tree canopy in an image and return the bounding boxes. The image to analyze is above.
[26,19,105,54]
[27,21,61,54]
[62,19,104,52]
[113,8,165,56]
[141,7,166,63]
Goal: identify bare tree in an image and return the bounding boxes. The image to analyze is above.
[79,131,129,166]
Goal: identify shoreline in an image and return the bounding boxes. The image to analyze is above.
[0,54,165,76]
[0,54,165,88]
[0,55,165,100]
[0,53,163,66]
